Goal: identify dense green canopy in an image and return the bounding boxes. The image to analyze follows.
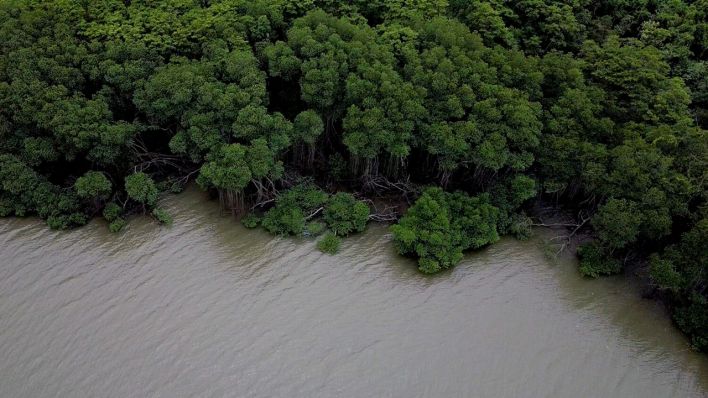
[391,187,500,273]
[0,0,706,350]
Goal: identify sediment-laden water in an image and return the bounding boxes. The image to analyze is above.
[1,188,707,397]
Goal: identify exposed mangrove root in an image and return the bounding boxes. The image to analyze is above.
[533,210,592,255]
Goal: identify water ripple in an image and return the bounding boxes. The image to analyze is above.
[0,189,706,397]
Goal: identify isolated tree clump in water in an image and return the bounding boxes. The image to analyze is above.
[391,188,500,274]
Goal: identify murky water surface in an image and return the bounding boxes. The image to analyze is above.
[1,188,707,397]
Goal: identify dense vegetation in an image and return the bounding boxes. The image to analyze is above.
[0,1,706,349]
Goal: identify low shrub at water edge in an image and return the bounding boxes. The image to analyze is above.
[305,221,326,236]
[109,218,127,233]
[577,242,622,278]
[241,213,261,229]
[391,188,501,274]
[152,207,173,225]
[324,192,369,236]
[317,233,341,254]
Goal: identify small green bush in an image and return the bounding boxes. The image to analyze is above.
[262,206,305,235]
[46,212,87,230]
[649,254,682,291]
[0,197,12,217]
[125,172,158,207]
[278,183,329,210]
[577,242,622,277]
[102,202,122,222]
[508,213,533,240]
[324,192,369,236]
[674,295,708,351]
[109,218,127,233]
[241,213,261,228]
[261,183,328,236]
[305,221,326,236]
[74,171,112,200]
[391,187,500,274]
[317,232,341,254]
[152,207,173,225]
[327,153,348,180]
[169,182,185,193]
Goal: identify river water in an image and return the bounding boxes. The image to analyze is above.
[1,187,707,398]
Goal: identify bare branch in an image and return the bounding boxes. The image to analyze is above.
[250,198,275,210]
[305,207,324,220]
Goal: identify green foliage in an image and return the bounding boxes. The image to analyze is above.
[577,242,622,278]
[261,184,328,236]
[323,193,369,236]
[262,205,305,236]
[327,153,349,180]
[0,155,86,228]
[508,175,537,208]
[491,175,537,234]
[74,171,112,201]
[197,141,284,200]
[451,0,587,53]
[197,144,252,193]
[591,198,643,251]
[294,110,324,145]
[317,232,341,254]
[649,255,683,293]
[391,188,500,273]
[241,213,261,229]
[125,172,158,208]
[305,221,327,236]
[277,183,330,211]
[152,207,173,225]
[675,294,708,351]
[102,202,122,222]
[508,213,533,241]
[22,137,57,166]
[649,220,708,349]
[109,218,127,233]
[46,212,87,230]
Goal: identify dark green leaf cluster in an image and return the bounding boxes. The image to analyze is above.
[323,193,369,236]
[317,232,341,254]
[391,188,500,274]
[0,155,86,229]
[125,172,158,208]
[241,213,262,229]
[102,202,126,233]
[261,184,329,236]
[577,242,622,278]
[649,220,708,350]
[257,185,369,246]
[152,208,173,226]
[74,171,112,201]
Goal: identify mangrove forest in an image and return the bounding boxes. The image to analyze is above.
[0,0,707,350]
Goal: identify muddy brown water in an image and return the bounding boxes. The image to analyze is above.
[1,187,707,397]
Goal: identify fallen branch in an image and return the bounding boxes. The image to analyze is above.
[176,168,200,185]
[368,212,399,222]
[305,207,324,220]
[366,203,401,222]
[531,222,582,227]
[250,198,275,210]
[361,175,418,198]
[538,210,593,256]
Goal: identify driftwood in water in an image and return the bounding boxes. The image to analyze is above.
[532,209,592,255]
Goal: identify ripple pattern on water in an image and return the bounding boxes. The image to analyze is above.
[0,188,707,398]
